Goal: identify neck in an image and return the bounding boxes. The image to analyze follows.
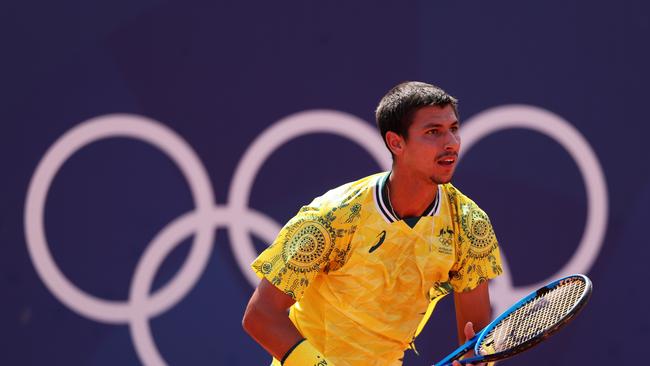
[387,165,438,218]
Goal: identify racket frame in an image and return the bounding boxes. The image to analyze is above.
[434,274,592,366]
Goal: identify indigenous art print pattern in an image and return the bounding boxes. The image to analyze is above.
[252,173,503,366]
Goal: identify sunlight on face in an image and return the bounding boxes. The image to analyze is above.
[400,105,461,184]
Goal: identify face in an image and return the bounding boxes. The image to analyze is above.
[389,105,461,184]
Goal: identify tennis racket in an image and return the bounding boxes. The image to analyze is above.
[434,274,592,366]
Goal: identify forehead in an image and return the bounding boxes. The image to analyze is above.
[409,105,458,128]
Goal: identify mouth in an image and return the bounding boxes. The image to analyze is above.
[437,155,457,167]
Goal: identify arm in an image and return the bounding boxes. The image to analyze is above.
[242,278,303,361]
[453,281,492,345]
[451,281,493,366]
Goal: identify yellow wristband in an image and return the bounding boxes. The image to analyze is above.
[282,339,333,366]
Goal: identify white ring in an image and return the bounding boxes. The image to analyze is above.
[129,207,279,365]
[459,104,608,314]
[228,109,392,286]
[23,114,215,326]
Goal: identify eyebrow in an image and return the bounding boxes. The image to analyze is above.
[421,120,459,129]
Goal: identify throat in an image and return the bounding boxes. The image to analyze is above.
[383,173,439,220]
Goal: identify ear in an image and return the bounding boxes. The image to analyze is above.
[385,131,405,156]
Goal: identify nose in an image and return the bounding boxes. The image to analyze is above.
[444,130,460,151]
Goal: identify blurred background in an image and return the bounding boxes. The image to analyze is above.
[2,0,649,365]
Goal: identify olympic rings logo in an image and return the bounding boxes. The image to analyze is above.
[24,106,608,365]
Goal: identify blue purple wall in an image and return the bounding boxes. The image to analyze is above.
[2,1,649,365]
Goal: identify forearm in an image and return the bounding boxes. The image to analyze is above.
[453,299,490,344]
[243,300,303,361]
[242,279,305,361]
[453,282,492,345]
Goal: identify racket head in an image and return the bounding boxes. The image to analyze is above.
[473,274,592,363]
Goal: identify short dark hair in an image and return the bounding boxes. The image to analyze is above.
[375,81,458,149]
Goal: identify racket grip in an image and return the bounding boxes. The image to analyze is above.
[437,354,484,366]
[433,334,478,366]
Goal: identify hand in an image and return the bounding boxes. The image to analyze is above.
[451,322,487,366]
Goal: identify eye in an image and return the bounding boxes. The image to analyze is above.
[426,129,440,135]
[451,126,459,133]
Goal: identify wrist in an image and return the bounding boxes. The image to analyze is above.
[282,339,332,366]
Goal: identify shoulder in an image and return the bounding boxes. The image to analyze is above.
[281,174,381,272]
[304,173,382,218]
[442,183,490,220]
[288,173,381,242]
[443,183,498,258]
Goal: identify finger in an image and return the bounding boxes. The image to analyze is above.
[452,361,473,366]
[464,321,476,340]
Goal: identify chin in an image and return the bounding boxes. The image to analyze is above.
[430,175,453,185]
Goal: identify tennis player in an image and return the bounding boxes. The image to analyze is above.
[242,81,503,366]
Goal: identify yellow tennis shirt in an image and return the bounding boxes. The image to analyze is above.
[252,172,503,366]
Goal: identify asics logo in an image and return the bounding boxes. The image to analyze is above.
[369,230,387,253]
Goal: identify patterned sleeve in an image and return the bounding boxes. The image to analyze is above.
[251,204,351,301]
[449,200,503,293]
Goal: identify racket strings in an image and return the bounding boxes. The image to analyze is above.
[478,280,587,355]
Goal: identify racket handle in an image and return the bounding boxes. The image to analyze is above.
[433,334,478,366]
[437,354,484,366]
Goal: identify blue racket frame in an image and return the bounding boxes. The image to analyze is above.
[434,274,592,366]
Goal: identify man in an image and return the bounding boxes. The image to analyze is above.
[242,81,503,366]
